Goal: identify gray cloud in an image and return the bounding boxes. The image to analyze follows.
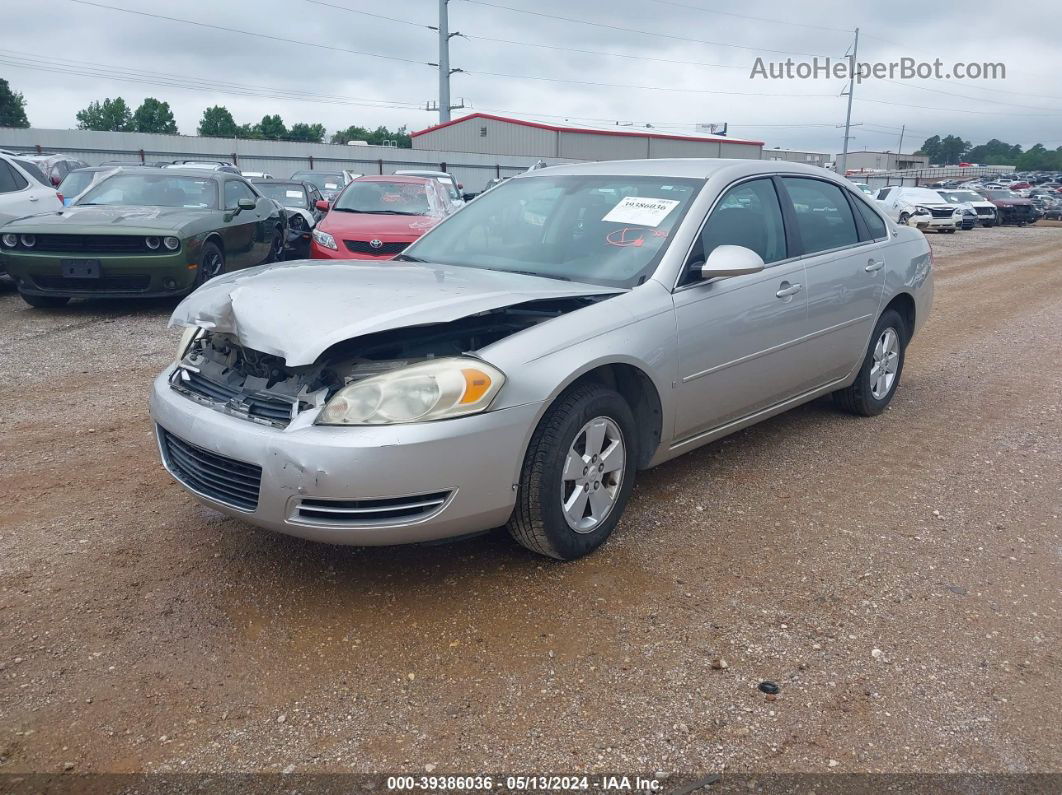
[2,0,1059,154]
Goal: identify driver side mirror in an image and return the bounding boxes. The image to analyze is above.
[236,197,256,211]
[690,245,765,281]
[315,199,330,211]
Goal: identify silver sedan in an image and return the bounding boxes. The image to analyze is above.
[151,158,932,560]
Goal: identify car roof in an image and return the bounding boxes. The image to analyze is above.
[95,166,226,179]
[396,170,452,178]
[517,158,838,181]
[353,174,433,184]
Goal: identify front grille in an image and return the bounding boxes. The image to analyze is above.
[929,208,955,218]
[343,240,408,256]
[32,274,151,292]
[172,368,299,427]
[998,205,1034,222]
[975,206,996,216]
[31,234,170,254]
[158,427,262,511]
[296,492,451,525]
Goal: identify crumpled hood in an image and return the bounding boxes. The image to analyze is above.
[170,260,623,366]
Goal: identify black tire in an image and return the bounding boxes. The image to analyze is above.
[19,292,70,308]
[942,228,956,233]
[833,309,907,417]
[265,226,284,263]
[898,212,911,225]
[507,383,638,560]
[195,241,224,288]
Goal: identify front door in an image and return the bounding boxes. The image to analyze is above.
[672,177,813,442]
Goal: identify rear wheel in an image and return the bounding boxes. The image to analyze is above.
[833,309,907,417]
[265,226,284,263]
[507,383,638,560]
[194,241,224,288]
[19,292,70,308]
[898,212,911,225]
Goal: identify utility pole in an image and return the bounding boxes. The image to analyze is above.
[838,26,859,176]
[897,124,905,154]
[433,0,467,122]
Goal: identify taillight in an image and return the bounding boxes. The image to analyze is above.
[56,192,64,205]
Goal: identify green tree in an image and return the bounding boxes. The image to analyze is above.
[331,123,411,148]
[0,78,30,128]
[288,122,326,142]
[965,138,1022,166]
[235,122,260,139]
[198,105,238,137]
[76,97,132,131]
[131,97,177,134]
[256,114,287,140]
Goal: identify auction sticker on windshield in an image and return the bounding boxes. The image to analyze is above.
[602,196,680,227]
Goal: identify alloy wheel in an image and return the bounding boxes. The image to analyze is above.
[870,327,900,400]
[561,416,625,533]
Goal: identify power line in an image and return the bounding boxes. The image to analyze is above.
[0,51,427,111]
[301,0,432,29]
[65,0,431,67]
[878,78,1058,112]
[462,69,838,97]
[648,0,853,34]
[455,0,833,58]
[856,96,1062,117]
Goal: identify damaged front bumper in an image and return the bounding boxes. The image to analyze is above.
[150,367,539,545]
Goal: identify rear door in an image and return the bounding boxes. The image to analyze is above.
[0,158,56,224]
[672,176,813,441]
[778,176,887,383]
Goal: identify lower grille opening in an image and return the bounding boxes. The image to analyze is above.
[158,427,262,512]
[296,492,451,525]
[32,274,151,292]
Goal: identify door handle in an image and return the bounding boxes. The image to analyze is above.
[865,258,885,272]
[28,196,39,202]
[775,283,802,298]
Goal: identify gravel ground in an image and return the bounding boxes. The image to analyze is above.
[0,225,1059,778]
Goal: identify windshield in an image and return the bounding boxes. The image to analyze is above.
[333,180,442,216]
[293,172,343,192]
[402,174,702,288]
[78,173,218,209]
[254,182,307,208]
[58,170,97,198]
[938,190,982,203]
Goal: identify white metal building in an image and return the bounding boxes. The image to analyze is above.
[839,150,930,172]
[763,147,832,168]
[411,113,764,161]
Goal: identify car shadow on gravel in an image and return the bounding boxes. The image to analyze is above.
[193,395,846,588]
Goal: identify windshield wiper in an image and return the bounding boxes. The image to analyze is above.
[336,209,423,215]
[507,269,570,281]
[393,253,425,262]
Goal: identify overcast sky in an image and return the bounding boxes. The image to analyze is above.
[2,0,1059,154]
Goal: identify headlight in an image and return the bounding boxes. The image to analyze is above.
[1,233,17,247]
[312,228,337,250]
[164,236,180,250]
[176,326,202,360]
[20,234,36,247]
[316,358,505,425]
[913,207,930,216]
[145,236,160,250]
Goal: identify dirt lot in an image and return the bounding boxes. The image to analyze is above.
[1,225,1060,778]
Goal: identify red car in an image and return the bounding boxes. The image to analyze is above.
[1009,181,1032,190]
[310,175,452,260]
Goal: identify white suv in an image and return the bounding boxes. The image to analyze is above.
[0,154,63,226]
[876,186,961,233]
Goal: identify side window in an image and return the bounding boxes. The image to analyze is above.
[853,195,888,239]
[685,178,787,282]
[0,160,29,193]
[876,187,892,200]
[224,180,256,210]
[781,177,859,255]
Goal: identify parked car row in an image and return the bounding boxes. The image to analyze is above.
[865,180,1046,231]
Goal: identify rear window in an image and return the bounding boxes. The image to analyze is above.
[782,177,859,254]
[13,158,50,186]
[58,170,96,198]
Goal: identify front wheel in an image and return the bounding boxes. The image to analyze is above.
[833,309,907,417]
[265,226,284,263]
[898,212,911,225]
[507,383,638,560]
[19,292,70,308]
[194,241,224,288]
